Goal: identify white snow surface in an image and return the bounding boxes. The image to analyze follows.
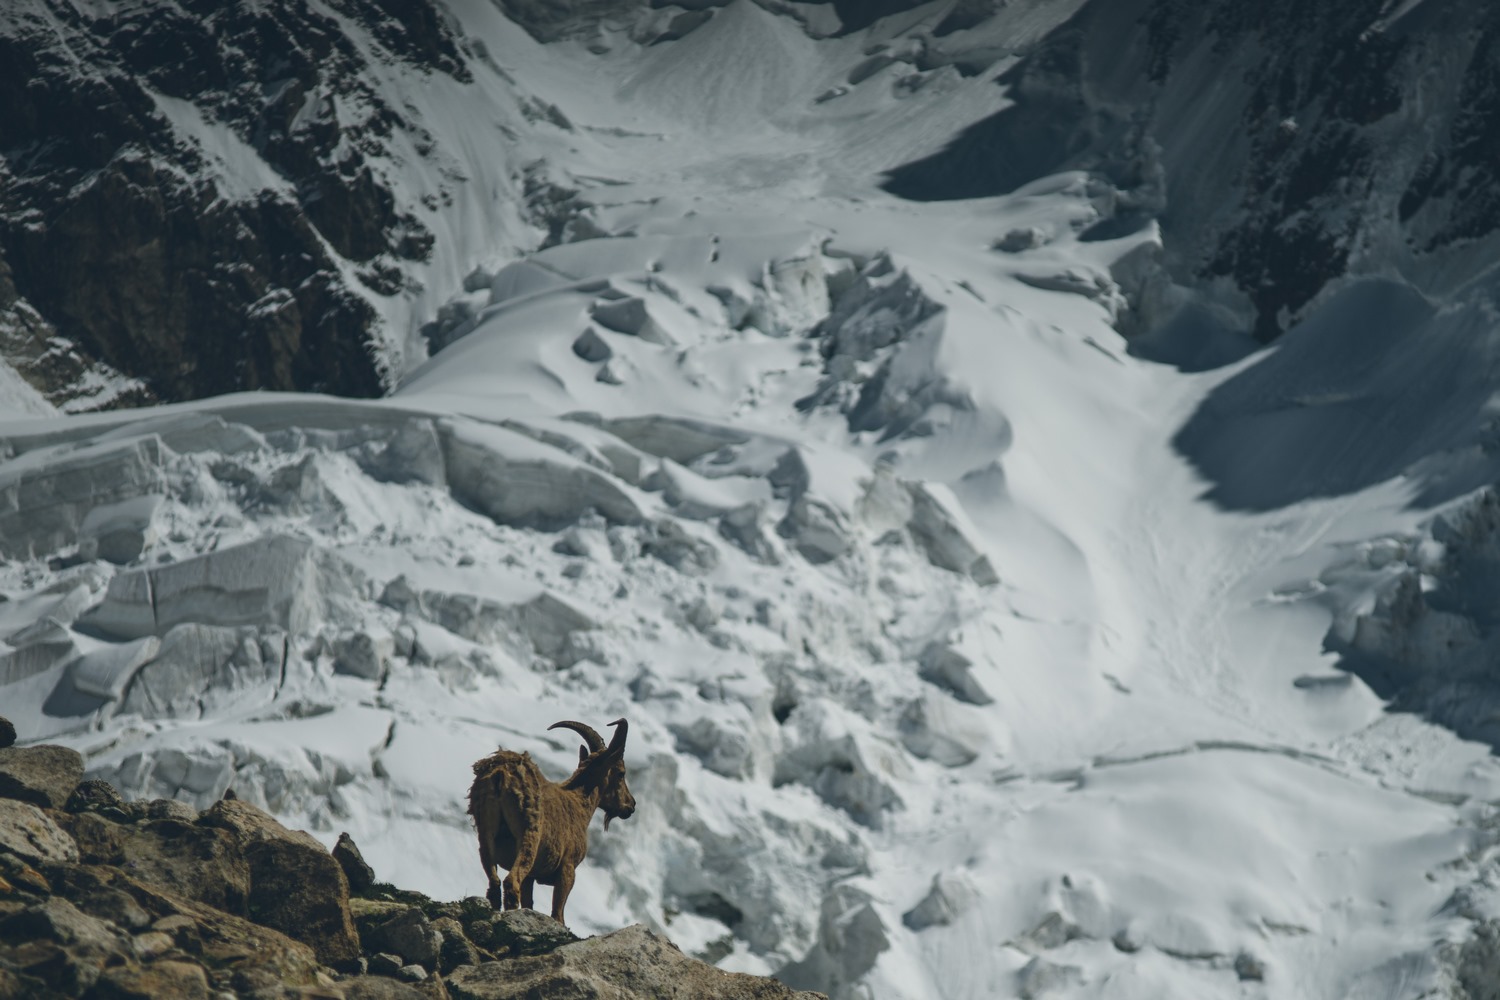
[4,6,1500,999]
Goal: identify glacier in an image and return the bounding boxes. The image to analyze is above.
[7,3,1500,999]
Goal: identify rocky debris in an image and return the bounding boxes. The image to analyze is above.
[0,799,81,865]
[62,780,127,820]
[0,716,16,748]
[0,744,84,809]
[447,923,822,1000]
[0,747,824,998]
[463,908,577,959]
[335,833,378,893]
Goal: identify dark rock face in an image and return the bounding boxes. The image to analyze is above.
[0,0,468,408]
[884,0,1500,345]
[0,716,14,749]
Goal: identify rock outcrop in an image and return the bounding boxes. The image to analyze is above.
[0,739,826,1000]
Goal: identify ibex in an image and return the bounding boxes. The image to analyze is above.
[467,718,635,926]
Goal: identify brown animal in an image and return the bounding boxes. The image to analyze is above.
[467,718,635,925]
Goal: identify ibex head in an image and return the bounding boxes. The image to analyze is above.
[550,718,636,829]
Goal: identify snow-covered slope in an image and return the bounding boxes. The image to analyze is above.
[7,3,1500,999]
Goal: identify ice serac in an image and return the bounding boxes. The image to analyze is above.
[0,435,166,560]
[440,419,646,528]
[78,535,356,641]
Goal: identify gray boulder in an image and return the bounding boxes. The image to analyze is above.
[0,798,80,864]
[447,924,824,1000]
[0,744,85,808]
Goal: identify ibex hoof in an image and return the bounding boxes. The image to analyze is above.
[486,883,506,909]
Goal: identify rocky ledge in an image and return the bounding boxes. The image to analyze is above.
[0,719,824,1000]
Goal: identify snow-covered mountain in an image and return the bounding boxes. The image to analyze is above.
[7,2,1500,997]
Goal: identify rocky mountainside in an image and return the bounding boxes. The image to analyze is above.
[0,0,562,411]
[0,725,823,999]
[12,0,1500,409]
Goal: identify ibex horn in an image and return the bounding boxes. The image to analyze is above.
[606,718,628,756]
[548,720,605,754]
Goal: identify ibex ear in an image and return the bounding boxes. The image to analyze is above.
[578,745,588,766]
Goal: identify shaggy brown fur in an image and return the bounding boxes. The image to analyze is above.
[467,718,635,925]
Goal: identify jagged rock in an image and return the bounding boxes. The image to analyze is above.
[370,952,406,976]
[433,916,479,974]
[463,909,577,959]
[0,744,84,808]
[0,717,14,749]
[439,419,645,528]
[63,780,126,820]
[343,974,428,999]
[200,799,361,969]
[96,959,211,999]
[370,907,443,970]
[334,833,377,893]
[0,897,131,993]
[447,924,823,1000]
[0,800,79,865]
[905,482,999,585]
